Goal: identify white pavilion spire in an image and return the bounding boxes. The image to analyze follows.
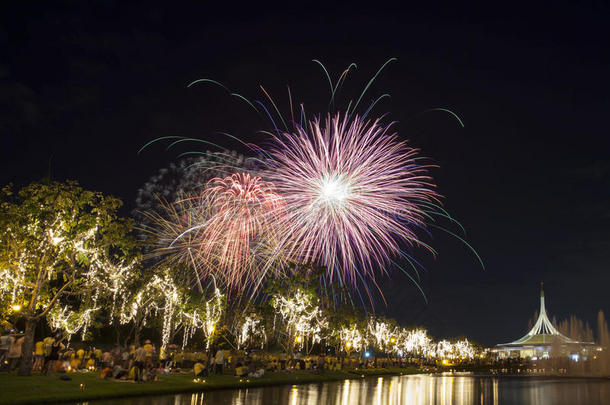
[500,282,576,346]
[525,282,562,337]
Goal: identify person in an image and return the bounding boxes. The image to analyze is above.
[193,360,207,377]
[0,331,13,370]
[76,346,85,368]
[317,355,325,373]
[7,334,23,372]
[85,356,96,370]
[44,334,65,376]
[69,353,81,371]
[112,364,128,379]
[93,347,102,367]
[133,345,147,382]
[234,362,247,377]
[128,344,135,369]
[102,350,111,367]
[100,366,113,379]
[33,340,45,372]
[43,335,55,358]
[248,366,265,378]
[214,348,224,375]
[128,363,140,381]
[143,339,154,367]
[121,348,130,368]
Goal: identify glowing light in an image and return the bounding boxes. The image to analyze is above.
[319,174,350,203]
[11,304,21,312]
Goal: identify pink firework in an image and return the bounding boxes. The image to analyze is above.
[264,113,441,286]
[194,172,286,291]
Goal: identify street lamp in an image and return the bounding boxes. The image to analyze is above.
[11,304,21,312]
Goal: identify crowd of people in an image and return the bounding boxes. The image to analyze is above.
[1,329,418,383]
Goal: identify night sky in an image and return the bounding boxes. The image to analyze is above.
[2,1,609,345]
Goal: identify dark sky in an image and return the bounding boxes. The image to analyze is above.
[2,1,609,345]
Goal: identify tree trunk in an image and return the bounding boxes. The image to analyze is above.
[18,317,38,376]
[133,320,142,347]
[114,322,121,347]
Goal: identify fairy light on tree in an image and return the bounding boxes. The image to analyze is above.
[179,287,226,350]
[118,270,184,350]
[367,317,397,353]
[339,324,366,353]
[47,305,100,341]
[395,328,432,357]
[237,314,267,350]
[202,288,224,349]
[272,288,328,355]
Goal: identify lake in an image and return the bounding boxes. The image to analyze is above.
[73,373,610,405]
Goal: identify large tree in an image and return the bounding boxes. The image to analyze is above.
[0,181,136,375]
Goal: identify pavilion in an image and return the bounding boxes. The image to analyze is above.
[493,284,596,360]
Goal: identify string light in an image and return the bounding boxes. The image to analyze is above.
[272,288,327,352]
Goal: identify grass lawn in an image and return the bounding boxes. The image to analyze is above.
[0,367,421,404]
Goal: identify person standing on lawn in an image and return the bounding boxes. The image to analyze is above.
[43,334,64,376]
[133,344,147,382]
[214,348,224,375]
[7,333,23,372]
[0,331,12,370]
[33,340,45,372]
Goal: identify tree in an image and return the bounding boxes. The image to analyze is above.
[117,268,187,350]
[0,181,135,375]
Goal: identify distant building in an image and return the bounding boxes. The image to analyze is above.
[493,284,597,360]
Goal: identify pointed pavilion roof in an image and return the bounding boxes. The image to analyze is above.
[498,283,577,346]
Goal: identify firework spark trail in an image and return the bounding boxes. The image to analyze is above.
[264,112,441,288]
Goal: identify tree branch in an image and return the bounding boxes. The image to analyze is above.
[34,278,74,320]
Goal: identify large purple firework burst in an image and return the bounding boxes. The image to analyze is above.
[264,113,441,289]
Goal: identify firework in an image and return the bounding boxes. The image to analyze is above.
[146,172,287,294]
[264,113,440,288]
[195,173,285,290]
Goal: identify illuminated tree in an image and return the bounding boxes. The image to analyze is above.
[367,316,399,355]
[271,288,327,355]
[0,181,135,375]
[179,287,225,350]
[117,269,186,349]
[235,310,267,350]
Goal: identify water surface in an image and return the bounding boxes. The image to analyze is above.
[75,373,610,405]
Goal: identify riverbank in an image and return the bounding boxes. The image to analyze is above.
[0,367,420,405]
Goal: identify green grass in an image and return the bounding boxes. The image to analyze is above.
[0,367,422,405]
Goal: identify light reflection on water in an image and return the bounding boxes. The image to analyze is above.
[77,373,610,405]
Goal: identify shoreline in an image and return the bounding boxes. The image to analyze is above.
[0,368,418,405]
[2,368,609,405]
